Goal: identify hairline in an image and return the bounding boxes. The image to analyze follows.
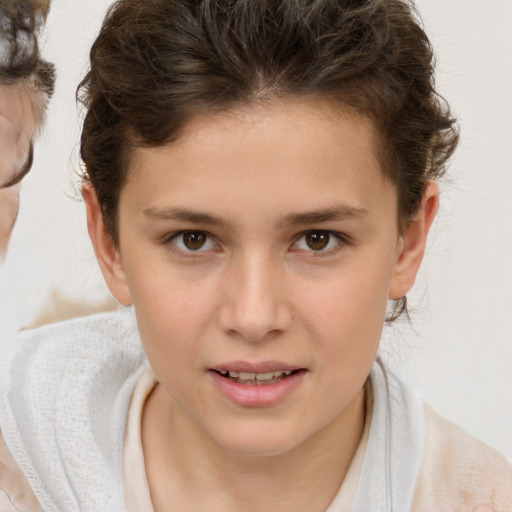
[102,94,403,246]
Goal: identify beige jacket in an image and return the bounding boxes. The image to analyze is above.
[1,402,511,512]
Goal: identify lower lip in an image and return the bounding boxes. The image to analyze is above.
[208,370,306,407]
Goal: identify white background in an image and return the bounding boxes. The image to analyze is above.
[4,1,512,459]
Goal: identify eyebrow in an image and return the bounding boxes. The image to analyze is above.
[144,206,227,227]
[281,204,369,227]
[144,203,369,229]
[1,143,34,189]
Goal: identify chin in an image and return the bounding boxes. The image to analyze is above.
[208,421,308,458]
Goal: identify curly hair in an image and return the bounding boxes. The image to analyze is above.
[78,0,459,321]
[0,0,55,99]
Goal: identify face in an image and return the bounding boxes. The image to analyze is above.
[87,100,435,458]
[0,85,38,258]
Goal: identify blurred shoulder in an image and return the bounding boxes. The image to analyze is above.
[12,308,141,359]
[0,428,42,512]
[412,402,512,511]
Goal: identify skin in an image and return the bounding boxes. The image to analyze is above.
[84,100,438,512]
[0,85,38,259]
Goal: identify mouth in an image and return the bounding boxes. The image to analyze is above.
[208,364,307,406]
[212,369,303,386]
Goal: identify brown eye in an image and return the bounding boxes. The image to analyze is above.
[292,230,344,253]
[182,232,208,250]
[169,231,216,253]
[305,231,330,251]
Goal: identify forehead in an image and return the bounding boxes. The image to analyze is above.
[125,100,396,225]
[132,99,386,175]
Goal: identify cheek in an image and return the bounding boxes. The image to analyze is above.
[0,187,20,254]
[127,260,220,369]
[295,253,394,359]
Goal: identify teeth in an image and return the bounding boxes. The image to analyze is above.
[238,371,255,380]
[224,370,295,381]
[256,372,275,381]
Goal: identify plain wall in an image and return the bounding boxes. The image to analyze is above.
[3,0,511,459]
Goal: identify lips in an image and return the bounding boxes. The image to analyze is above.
[208,362,307,407]
[215,369,297,385]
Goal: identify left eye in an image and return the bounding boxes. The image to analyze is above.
[169,231,216,252]
[293,231,343,252]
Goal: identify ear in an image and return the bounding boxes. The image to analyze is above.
[82,182,132,306]
[388,181,439,300]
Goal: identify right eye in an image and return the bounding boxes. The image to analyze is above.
[169,231,217,252]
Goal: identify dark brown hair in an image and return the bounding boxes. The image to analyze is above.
[78,0,459,320]
[0,0,55,101]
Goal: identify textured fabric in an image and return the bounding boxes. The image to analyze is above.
[0,309,146,512]
[411,403,512,511]
[123,367,157,512]
[0,311,511,511]
[0,428,42,512]
[349,358,426,512]
[326,381,372,511]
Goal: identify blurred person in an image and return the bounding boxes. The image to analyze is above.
[0,0,55,260]
[0,3,54,505]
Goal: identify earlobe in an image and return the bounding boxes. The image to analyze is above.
[388,181,439,300]
[81,183,132,306]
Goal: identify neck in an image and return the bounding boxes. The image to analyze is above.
[142,383,366,512]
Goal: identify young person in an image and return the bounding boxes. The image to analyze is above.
[0,1,511,511]
[0,0,55,260]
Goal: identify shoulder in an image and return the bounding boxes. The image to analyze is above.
[0,428,42,512]
[14,308,140,347]
[0,310,146,512]
[412,402,512,511]
[8,309,144,379]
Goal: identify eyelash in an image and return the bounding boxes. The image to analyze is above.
[291,230,347,256]
[162,229,348,257]
[165,231,218,255]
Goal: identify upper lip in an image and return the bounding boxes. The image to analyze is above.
[210,361,304,373]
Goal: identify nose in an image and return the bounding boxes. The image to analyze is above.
[218,252,292,342]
